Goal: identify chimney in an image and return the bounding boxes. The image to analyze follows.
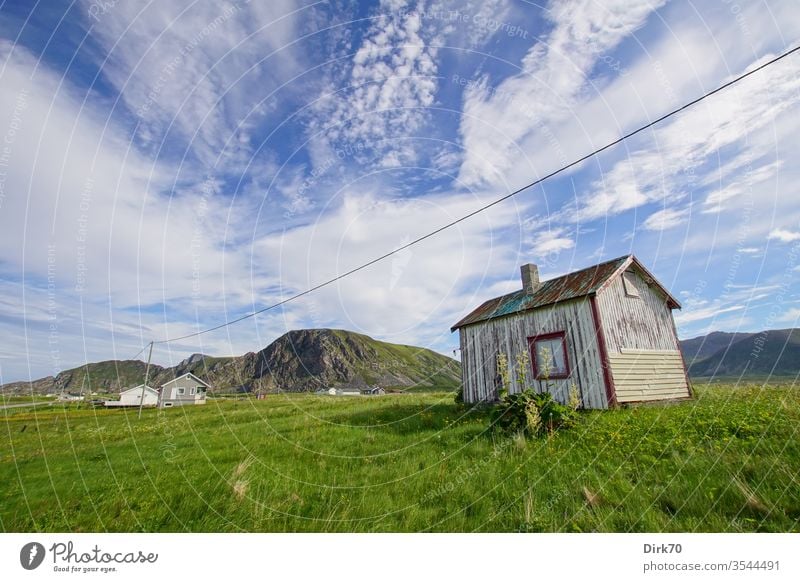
[521,263,540,294]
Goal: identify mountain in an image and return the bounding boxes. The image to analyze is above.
[680,331,755,366]
[680,329,800,377]
[0,360,165,395]
[248,328,460,392]
[1,329,461,395]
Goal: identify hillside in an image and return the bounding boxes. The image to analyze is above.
[681,329,800,377]
[0,359,165,396]
[1,329,461,395]
[249,329,460,392]
[680,331,755,366]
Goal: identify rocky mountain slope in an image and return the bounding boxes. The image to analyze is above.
[680,329,800,377]
[1,329,461,395]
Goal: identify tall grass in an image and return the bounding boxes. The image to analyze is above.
[1,384,798,532]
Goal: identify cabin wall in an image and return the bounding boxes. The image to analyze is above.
[458,298,608,409]
[595,270,690,403]
[595,269,680,352]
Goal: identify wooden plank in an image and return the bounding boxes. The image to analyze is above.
[619,348,681,357]
[609,358,684,367]
[609,354,684,361]
[614,376,688,384]
[617,392,689,402]
[618,386,689,395]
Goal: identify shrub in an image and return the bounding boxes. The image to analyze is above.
[489,348,580,437]
[491,389,578,437]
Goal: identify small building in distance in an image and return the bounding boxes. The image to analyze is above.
[58,392,84,402]
[158,373,210,408]
[105,385,159,407]
[451,255,691,409]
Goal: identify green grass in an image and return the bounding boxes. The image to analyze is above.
[1,384,798,532]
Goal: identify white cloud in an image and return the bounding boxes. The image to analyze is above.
[775,307,800,323]
[310,1,441,168]
[583,54,798,219]
[674,303,745,325]
[83,0,303,166]
[768,228,800,243]
[738,247,762,256]
[642,207,689,231]
[457,0,667,187]
[702,160,782,213]
[0,43,265,318]
[529,228,575,254]
[253,186,529,345]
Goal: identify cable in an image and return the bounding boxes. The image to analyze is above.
[125,345,149,362]
[155,44,800,345]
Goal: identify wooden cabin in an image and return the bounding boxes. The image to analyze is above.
[451,255,691,408]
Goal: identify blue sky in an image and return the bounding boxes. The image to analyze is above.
[0,0,799,382]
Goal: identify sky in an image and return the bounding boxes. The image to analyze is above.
[0,0,799,382]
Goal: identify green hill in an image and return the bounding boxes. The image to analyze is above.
[681,329,800,377]
[1,329,460,395]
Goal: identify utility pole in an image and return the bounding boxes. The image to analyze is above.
[138,341,154,419]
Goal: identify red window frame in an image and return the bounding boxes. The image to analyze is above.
[528,331,571,380]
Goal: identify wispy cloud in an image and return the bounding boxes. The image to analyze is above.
[83,0,304,166]
[457,0,667,187]
[642,207,689,231]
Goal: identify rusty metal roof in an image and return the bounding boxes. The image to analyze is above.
[451,254,680,331]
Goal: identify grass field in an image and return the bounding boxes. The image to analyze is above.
[1,383,798,532]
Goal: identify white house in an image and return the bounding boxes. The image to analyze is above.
[105,385,159,407]
[158,373,210,408]
[58,392,84,401]
[452,255,691,408]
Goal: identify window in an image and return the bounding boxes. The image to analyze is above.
[190,387,196,395]
[529,332,570,379]
[177,387,185,395]
[622,271,640,297]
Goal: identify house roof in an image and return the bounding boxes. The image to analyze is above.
[451,254,680,331]
[160,372,211,388]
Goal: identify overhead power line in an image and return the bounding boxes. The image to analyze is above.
[154,44,800,346]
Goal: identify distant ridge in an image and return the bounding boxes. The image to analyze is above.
[0,329,460,395]
[680,329,800,378]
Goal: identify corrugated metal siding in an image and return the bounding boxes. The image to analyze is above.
[595,268,681,352]
[458,298,608,409]
[609,350,690,402]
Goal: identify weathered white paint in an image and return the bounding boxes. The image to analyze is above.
[456,260,690,409]
[458,297,608,409]
[595,267,681,353]
[595,267,690,403]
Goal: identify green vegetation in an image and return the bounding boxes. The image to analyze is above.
[1,384,798,532]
